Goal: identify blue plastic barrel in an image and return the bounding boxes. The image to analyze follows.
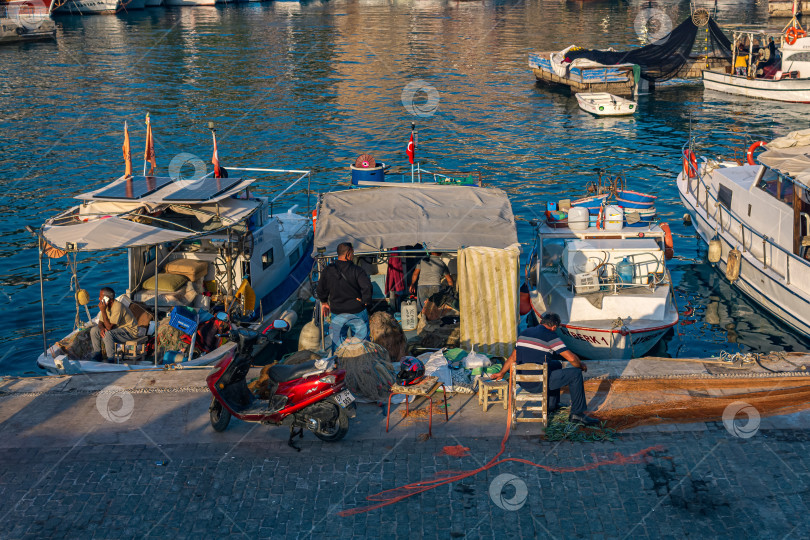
[351,163,386,185]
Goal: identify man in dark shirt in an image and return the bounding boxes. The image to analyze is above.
[493,312,599,425]
[316,242,373,352]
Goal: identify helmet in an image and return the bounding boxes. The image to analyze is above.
[397,357,425,386]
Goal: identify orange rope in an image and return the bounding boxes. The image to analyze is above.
[339,373,663,516]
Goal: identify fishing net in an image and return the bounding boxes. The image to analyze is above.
[587,376,810,430]
[369,311,406,363]
[566,17,732,82]
[335,337,396,402]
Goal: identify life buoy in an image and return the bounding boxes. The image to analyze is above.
[682,149,698,179]
[596,207,604,230]
[746,141,767,166]
[311,208,317,233]
[786,27,806,46]
[660,222,674,260]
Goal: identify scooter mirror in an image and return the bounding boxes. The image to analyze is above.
[216,312,228,322]
[272,320,290,331]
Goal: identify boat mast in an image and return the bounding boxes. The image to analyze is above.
[37,229,47,356]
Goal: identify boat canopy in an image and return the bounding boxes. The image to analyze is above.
[43,217,197,251]
[43,198,262,252]
[75,175,255,204]
[312,185,518,257]
[758,129,810,189]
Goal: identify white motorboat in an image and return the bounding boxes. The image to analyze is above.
[702,27,810,102]
[526,223,678,360]
[677,131,810,337]
[54,0,121,14]
[35,120,315,375]
[526,172,677,360]
[575,92,637,116]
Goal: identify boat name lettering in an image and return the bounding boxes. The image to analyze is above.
[560,328,609,346]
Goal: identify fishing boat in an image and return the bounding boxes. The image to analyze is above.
[677,131,810,337]
[34,118,315,375]
[525,172,677,360]
[702,23,810,102]
[308,185,520,358]
[575,93,637,116]
[347,127,482,188]
[0,1,55,44]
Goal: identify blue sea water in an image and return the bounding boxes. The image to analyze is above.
[0,0,808,375]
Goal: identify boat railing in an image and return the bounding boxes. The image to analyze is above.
[681,140,809,287]
[226,167,312,218]
[385,167,482,187]
[557,258,669,295]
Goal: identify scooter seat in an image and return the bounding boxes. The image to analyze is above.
[268,360,324,383]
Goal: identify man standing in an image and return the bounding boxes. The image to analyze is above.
[316,242,373,352]
[409,252,453,310]
[90,287,138,363]
[492,312,599,425]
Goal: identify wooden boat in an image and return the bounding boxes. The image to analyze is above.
[576,92,638,116]
[1,0,56,44]
[677,132,810,336]
[529,50,641,97]
[35,121,315,375]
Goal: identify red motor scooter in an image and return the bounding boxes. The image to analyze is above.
[206,321,356,450]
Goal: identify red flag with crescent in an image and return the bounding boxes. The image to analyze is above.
[212,131,222,178]
[406,132,415,164]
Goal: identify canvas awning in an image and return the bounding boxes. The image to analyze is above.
[43,217,196,251]
[312,185,519,257]
[758,129,810,190]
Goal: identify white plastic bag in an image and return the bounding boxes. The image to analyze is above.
[463,349,491,370]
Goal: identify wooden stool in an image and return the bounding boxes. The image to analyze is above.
[386,376,448,438]
[479,379,509,412]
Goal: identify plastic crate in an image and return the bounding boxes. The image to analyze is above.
[169,306,198,335]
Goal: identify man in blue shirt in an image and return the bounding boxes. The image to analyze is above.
[493,312,599,425]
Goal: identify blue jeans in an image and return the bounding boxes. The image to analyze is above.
[328,310,369,353]
[518,359,587,415]
[417,285,441,311]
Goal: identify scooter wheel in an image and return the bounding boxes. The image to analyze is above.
[313,402,349,442]
[209,398,231,432]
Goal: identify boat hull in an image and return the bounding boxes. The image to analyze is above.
[122,0,146,9]
[144,0,162,5]
[163,0,216,5]
[702,69,810,103]
[677,173,810,337]
[576,93,637,116]
[528,291,677,360]
[0,15,55,43]
[54,0,121,14]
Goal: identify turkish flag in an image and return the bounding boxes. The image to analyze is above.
[406,132,415,164]
[212,131,222,178]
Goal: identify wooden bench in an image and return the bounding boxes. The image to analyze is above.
[510,362,549,427]
[386,375,448,438]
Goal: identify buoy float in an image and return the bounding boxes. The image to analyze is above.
[682,149,698,179]
[746,141,766,166]
[683,213,692,226]
[708,239,722,263]
[76,289,90,306]
[786,27,806,46]
[312,208,317,233]
[726,249,742,282]
[519,291,532,316]
[660,222,674,260]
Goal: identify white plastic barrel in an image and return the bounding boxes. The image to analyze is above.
[568,206,589,230]
[401,299,418,331]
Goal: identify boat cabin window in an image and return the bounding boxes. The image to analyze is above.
[756,168,793,206]
[288,246,300,266]
[541,239,565,268]
[262,248,274,269]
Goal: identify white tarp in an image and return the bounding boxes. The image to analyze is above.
[312,185,518,257]
[458,243,521,358]
[43,217,195,251]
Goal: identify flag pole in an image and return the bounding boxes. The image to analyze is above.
[143,113,149,176]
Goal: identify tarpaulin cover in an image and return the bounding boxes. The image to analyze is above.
[758,130,810,190]
[312,186,518,257]
[566,17,732,82]
[458,244,521,358]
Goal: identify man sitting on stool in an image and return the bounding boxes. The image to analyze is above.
[90,287,138,363]
[492,312,599,426]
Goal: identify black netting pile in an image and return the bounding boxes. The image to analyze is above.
[565,17,732,82]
